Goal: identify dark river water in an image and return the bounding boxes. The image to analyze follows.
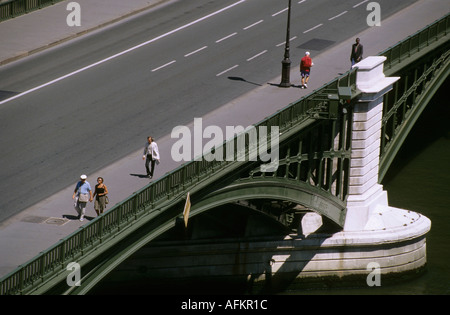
[298,79,450,295]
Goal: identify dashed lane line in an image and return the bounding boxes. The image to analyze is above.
[276,36,297,47]
[216,32,238,43]
[157,0,366,77]
[303,23,323,34]
[216,65,239,77]
[151,60,176,72]
[353,0,369,8]
[171,0,374,78]
[243,20,264,30]
[329,11,348,21]
[184,46,208,57]
[246,50,268,62]
[272,8,288,17]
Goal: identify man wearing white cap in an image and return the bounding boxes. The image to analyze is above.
[72,174,93,221]
[300,51,314,89]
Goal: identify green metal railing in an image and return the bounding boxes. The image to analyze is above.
[380,13,449,76]
[0,0,63,21]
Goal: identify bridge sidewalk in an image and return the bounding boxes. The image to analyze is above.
[0,0,448,279]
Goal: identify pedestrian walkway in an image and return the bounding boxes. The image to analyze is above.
[0,0,448,278]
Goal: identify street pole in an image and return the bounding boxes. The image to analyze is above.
[279,0,292,88]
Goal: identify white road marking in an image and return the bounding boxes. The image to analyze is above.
[184,46,208,57]
[243,20,264,30]
[216,65,239,76]
[353,0,369,8]
[247,50,267,61]
[272,8,288,17]
[303,23,323,33]
[216,32,238,43]
[0,0,247,105]
[329,11,348,21]
[151,60,176,72]
[276,36,297,47]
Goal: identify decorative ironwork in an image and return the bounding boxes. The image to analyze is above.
[378,16,450,181]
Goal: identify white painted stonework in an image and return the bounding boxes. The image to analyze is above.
[122,210,431,291]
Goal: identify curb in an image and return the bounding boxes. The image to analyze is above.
[0,0,170,66]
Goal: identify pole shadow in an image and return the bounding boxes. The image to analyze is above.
[228,76,263,86]
[130,173,150,179]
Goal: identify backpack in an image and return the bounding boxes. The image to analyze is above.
[302,56,312,68]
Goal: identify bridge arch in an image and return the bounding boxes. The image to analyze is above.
[190,177,347,228]
[65,177,346,295]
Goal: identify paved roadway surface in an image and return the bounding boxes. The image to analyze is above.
[0,0,418,222]
[0,0,448,278]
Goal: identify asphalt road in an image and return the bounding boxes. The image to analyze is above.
[0,0,418,222]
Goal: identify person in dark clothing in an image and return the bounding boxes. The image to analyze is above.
[350,38,363,66]
[93,177,108,216]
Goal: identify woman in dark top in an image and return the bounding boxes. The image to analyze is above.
[93,177,109,216]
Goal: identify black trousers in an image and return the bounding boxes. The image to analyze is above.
[145,154,156,176]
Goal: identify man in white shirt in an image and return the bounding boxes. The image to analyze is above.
[72,174,93,221]
[142,136,160,178]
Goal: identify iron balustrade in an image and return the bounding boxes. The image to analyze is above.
[380,13,450,76]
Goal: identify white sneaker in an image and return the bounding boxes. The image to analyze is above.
[79,216,84,221]
[304,83,308,88]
